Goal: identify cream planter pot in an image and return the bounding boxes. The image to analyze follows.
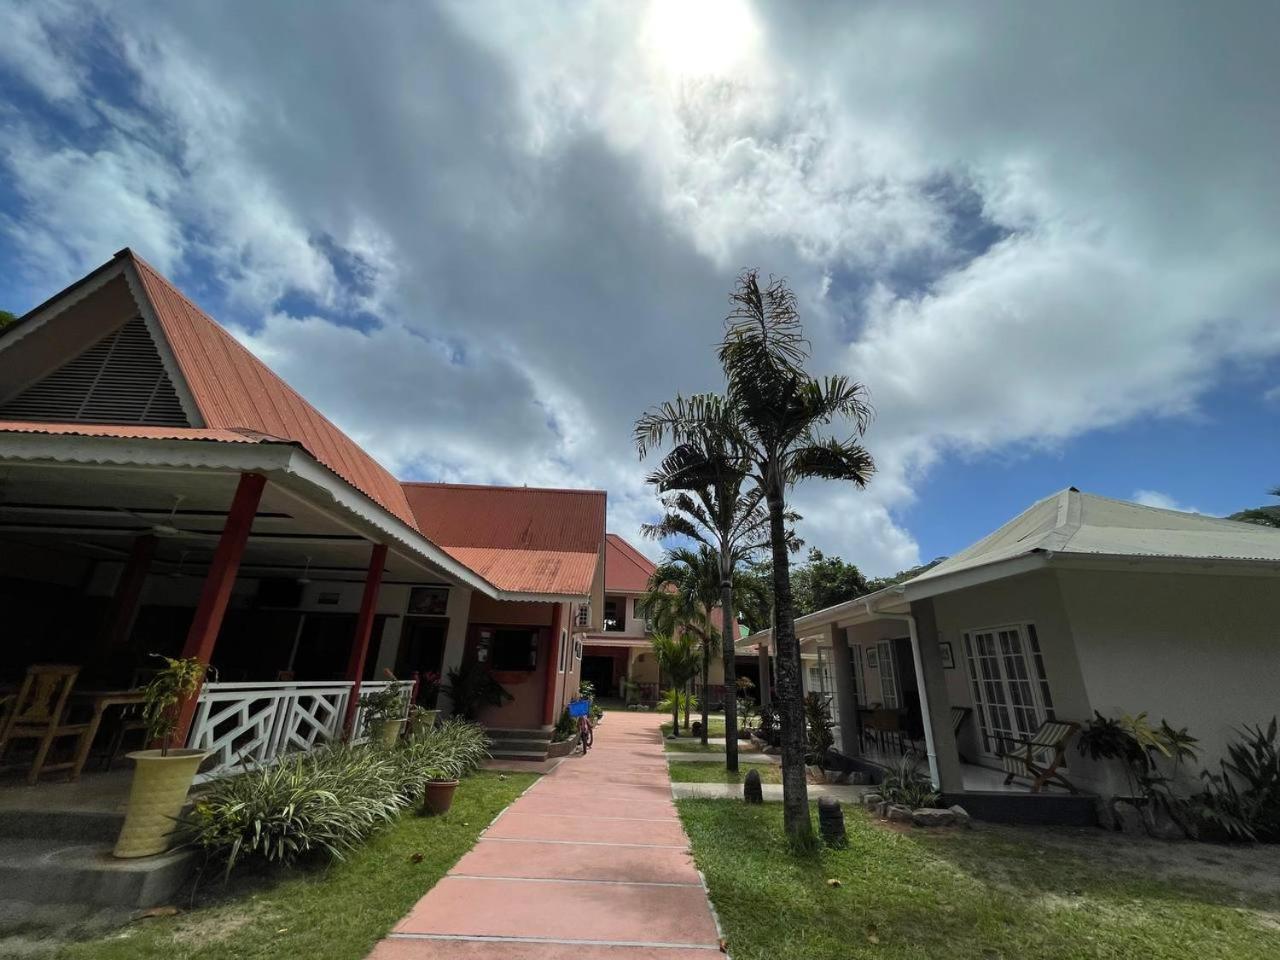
[374,718,406,747]
[113,748,207,859]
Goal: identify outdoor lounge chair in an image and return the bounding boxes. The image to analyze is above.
[0,664,92,784]
[997,718,1080,793]
[950,705,972,763]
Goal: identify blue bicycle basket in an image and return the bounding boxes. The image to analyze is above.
[568,698,591,718]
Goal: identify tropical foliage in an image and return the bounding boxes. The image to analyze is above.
[1196,719,1280,842]
[880,752,941,809]
[443,660,513,719]
[185,720,490,875]
[649,632,699,736]
[802,692,835,761]
[1227,486,1280,528]
[141,655,206,754]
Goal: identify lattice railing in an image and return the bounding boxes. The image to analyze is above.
[187,680,408,778]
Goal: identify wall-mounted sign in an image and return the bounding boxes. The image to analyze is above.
[408,586,450,616]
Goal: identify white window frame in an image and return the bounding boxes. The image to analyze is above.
[849,644,866,705]
[961,621,1055,759]
[876,640,899,708]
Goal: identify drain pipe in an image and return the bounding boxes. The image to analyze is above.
[864,598,941,790]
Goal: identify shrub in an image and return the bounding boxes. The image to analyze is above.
[758,704,781,747]
[881,752,940,809]
[1195,718,1280,842]
[184,720,490,875]
[552,706,577,743]
[443,660,513,719]
[803,692,835,762]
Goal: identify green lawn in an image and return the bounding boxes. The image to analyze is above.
[55,772,536,960]
[661,715,726,738]
[668,760,782,784]
[664,738,761,753]
[678,799,1280,960]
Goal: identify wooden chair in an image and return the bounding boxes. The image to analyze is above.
[950,705,972,763]
[102,668,158,770]
[998,719,1080,793]
[0,664,92,784]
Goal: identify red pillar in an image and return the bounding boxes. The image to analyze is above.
[342,543,388,738]
[173,472,266,743]
[541,603,565,726]
[102,534,156,649]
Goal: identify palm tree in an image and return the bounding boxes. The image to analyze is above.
[642,547,721,743]
[649,632,699,737]
[637,270,875,848]
[635,429,786,767]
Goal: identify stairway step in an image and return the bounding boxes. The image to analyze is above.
[0,808,123,843]
[488,739,553,752]
[488,750,551,761]
[485,728,552,741]
[0,837,194,909]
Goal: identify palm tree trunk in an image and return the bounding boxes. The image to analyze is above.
[765,478,813,849]
[720,565,739,773]
[700,636,710,745]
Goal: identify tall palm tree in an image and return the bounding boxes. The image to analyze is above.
[637,270,875,848]
[635,451,789,763]
[649,632,699,738]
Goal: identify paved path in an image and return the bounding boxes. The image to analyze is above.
[369,712,722,960]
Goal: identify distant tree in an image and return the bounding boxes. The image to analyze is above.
[0,310,16,330]
[1228,487,1280,528]
[649,632,699,738]
[795,548,868,616]
[864,557,948,593]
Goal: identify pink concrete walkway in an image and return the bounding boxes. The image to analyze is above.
[368,711,722,960]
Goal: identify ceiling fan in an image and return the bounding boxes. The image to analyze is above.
[115,496,220,540]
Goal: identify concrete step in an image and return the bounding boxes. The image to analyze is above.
[0,807,123,843]
[0,837,194,909]
[488,749,551,761]
[488,738,553,752]
[485,728,552,742]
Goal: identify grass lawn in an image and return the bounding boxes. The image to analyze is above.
[668,760,782,784]
[54,772,536,960]
[665,739,761,753]
[661,715,726,738]
[678,799,1280,960]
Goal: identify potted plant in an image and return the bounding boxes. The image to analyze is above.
[361,674,408,747]
[409,672,442,735]
[113,655,208,858]
[422,763,459,815]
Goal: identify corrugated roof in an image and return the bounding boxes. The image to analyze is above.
[126,251,418,529]
[0,421,274,444]
[402,483,605,595]
[605,533,656,592]
[912,487,1280,585]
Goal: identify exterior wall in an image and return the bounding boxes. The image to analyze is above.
[842,619,909,711]
[1057,567,1280,788]
[930,570,1095,780]
[464,597,556,730]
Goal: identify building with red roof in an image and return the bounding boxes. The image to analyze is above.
[0,250,605,758]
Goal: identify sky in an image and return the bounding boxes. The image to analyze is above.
[1,0,1278,576]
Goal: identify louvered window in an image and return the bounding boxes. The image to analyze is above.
[0,318,189,426]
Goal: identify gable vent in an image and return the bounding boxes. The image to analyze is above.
[0,317,190,426]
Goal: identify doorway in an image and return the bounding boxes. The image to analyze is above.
[394,617,448,702]
[581,654,615,698]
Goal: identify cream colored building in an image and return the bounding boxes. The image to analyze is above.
[744,488,1280,798]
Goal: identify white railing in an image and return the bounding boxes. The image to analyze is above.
[187,680,409,778]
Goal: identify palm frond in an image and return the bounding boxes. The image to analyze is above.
[786,436,876,486]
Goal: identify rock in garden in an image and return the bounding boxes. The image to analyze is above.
[886,804,913,823]
[911,807,957,828]
[1114,800,1146,837]
[691,720,703,737]
[863,793,884,809]
[743,769,764,804]
[948,804,972,828]
[818,796,847,847]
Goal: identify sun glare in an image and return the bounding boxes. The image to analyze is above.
[642,0,760,78]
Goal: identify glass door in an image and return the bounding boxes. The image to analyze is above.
[962,625,1053,758]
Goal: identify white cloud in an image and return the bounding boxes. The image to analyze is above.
[1131,490,1200,514]
[2,1,1278,577]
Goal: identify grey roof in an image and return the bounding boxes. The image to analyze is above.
[910,487,1280,586]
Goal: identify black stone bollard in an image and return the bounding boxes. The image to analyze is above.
[743,769,763,804]
[818,796,847,847]
[691,720,703,738]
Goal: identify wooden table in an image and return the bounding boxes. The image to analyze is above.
[69,689,145,781]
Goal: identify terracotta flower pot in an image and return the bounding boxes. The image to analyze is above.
[113,748,207,859]
[422,778,459,815]
[373,717,406,748]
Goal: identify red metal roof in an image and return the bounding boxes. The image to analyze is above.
[402,483,606,595]
[126,251,418,529]
[605,533,656,593]
[0,421,272,444]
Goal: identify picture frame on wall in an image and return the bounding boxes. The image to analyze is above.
[866,648,879,669]
[407,586,449,616]
[940,641,956,670]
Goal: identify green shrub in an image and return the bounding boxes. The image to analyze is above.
[881,752,940,809]
[1196,718,1280,842]
[184,720,490,875]
[803,692,835,761]
[552,706,577,743]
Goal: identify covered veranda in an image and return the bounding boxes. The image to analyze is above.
[0,428,487,784]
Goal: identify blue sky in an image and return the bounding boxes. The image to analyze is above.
[2,1,1278,576]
